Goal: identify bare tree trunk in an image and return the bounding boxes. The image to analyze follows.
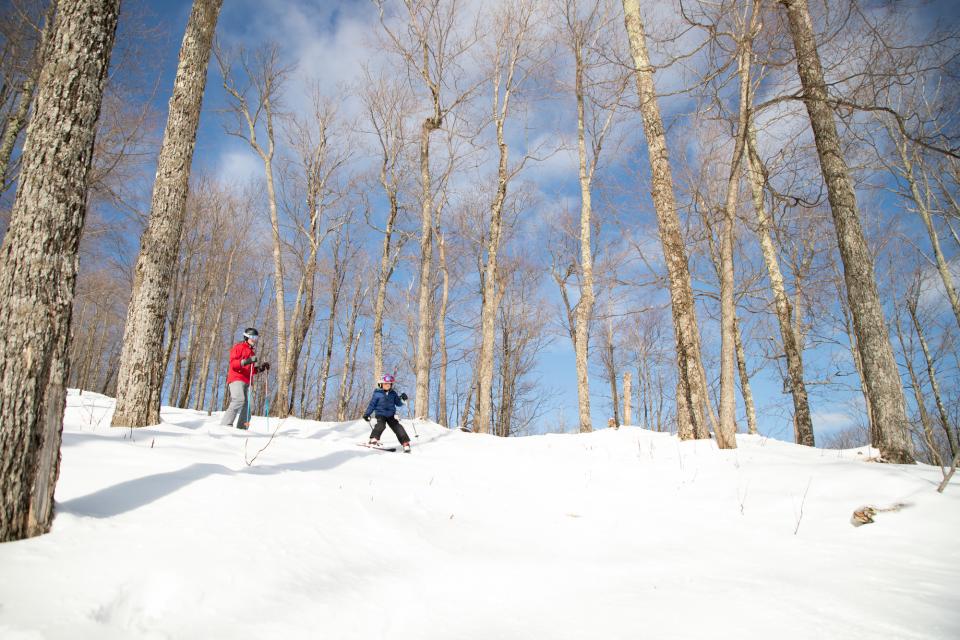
[112,0,223,428]
[572,37,596,434]
[604,315,620,427]
[747,125,814,445]
[893,307,940,465]
[413,116,439,419]
[476,2,531,435]
[733,316,758,435]
[622,0,711,440]
[315,238,346,421]
[0,0,120,542]
[373,190,399,383]
[337,279,364,421]
[623,371,632,425]
[892,133,960,332]
[907,291,958,458]
[436,229,450,427]
[714,14,760,449]
[0,1,57,186]
[781,0,912,463]
[476,120,509,435]
[194,247,236,411]
[216,44,291,418]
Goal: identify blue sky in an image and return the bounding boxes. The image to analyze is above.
[116,0,958,439]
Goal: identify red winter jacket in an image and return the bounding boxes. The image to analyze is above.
[227,341,257,385]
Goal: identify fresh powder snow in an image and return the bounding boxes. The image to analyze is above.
[0,389,957,639]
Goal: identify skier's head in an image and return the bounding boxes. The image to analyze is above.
[378,373,395,389]
[243,327,259,343]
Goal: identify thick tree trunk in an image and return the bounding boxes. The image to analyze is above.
[0,0,120,542]
[413,118,439,419]
[746,125,815,445]
[111,0,223,428]
[622,0,711,440]
[782,0,911,462]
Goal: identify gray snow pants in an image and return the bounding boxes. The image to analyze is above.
[221,381,250,427]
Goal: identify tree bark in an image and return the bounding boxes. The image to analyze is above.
[112,0,223,427]
[746,125,815,445]
[892,133,960,332]
[572,35,595,434]
[622,0,711,440]
[623,371,632,426]
[0,1,57,188]
[0,0,120,542]
[373,189,400,384]
[893,308,940,465]
[314,238,346,421]
[907,294,958,458]
[781,0,912,462]
[337,279,364,421]
[733,316,758,436]
[413,116,439,419]
[436,229,450,427]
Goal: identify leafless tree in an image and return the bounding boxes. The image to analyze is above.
[621,0,712,440]
[112,0,223,428]
[0,0,120,542]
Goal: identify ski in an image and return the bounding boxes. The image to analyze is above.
[357,443,398,452]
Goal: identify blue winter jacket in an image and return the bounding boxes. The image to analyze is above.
[363,388,404,418]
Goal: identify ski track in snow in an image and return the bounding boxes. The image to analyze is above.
[0,389,958,639]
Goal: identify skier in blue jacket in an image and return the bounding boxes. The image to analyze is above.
[363,374,412,452]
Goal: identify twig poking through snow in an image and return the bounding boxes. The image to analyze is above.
[937,452,960,494]
[794,477,812,535]
[245,418,285,466]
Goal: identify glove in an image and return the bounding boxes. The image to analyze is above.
[400,392,408,401]
[363,415,371,423]
[258,362,270,373]
[241,355,258,365]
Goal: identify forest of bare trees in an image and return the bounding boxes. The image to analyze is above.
[0,0,958,540]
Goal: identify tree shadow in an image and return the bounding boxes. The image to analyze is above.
[57,448,369,519]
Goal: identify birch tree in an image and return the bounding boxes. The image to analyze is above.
[476,0,536,434]
[359,70,414,383]
[780,0,913,462]
[376,0,479,420]
[215,43,295,417]
[621,0,712,439]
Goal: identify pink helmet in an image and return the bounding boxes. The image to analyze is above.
[380,374,395,384]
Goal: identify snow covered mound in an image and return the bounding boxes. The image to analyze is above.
[1,390,958,639]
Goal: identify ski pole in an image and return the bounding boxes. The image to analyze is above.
[247,360,255,430]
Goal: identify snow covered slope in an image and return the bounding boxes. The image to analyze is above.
[1,389,957,639]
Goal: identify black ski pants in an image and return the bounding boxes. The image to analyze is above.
[371,415,410,445]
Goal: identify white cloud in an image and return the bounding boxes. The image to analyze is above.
[811,410,856,433]
[214,148,263,185]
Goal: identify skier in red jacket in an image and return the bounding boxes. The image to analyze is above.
[221,327,270,429]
